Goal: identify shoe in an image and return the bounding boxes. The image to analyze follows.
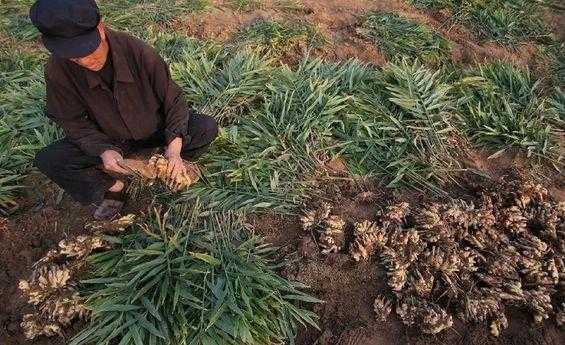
[93,190,125,221]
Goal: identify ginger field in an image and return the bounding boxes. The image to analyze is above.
[1,0,564,345]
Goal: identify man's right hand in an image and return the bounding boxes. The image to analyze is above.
[100,150,130,175]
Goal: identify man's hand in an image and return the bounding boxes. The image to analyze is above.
[100,149,130,175]
[165,137,187,187]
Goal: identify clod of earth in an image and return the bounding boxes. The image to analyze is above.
[119,154,200,191]
[18,215,136,340]
[298,236,319,259]
[557,303,565,326]
[346,181,565,336]
[355,191,377,203]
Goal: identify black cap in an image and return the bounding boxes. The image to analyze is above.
[30,0,101,59]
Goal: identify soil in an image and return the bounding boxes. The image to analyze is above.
[1,174,87,345]
[178,0,550,68]
[0,174,151,345]
[1,169,564,345]
[2,1,564,345]
[250,173,565,345]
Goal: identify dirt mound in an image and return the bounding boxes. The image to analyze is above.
[174,0,547,67]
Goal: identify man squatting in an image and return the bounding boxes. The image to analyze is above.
[29,0,218,220]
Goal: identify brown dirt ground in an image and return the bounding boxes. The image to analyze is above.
[250,167,565,345]
[2,1,564,344]
[0,174,152,345]
[1,164,564,345]
[178,0,551,68]
[1,174,89,345]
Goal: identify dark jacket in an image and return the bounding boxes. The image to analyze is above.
[45,28,192,157]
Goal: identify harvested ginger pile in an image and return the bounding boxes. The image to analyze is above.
[119,154,200,191]
[19,215,135,339]
[303,182,565,336]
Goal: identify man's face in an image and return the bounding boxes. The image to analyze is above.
[69,24,108,71]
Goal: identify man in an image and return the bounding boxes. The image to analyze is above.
[29,0,218,220]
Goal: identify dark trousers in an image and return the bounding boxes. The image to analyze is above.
[34,113,218,205]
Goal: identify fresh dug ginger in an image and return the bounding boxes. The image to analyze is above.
[119,154,200,191]
[301,203,346,254]
[21,314,62,339]
[19,264,88,339]
[373,295,393,322]
[350,220,387,261]
[354,180,564,336]
[19,214,136,340]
